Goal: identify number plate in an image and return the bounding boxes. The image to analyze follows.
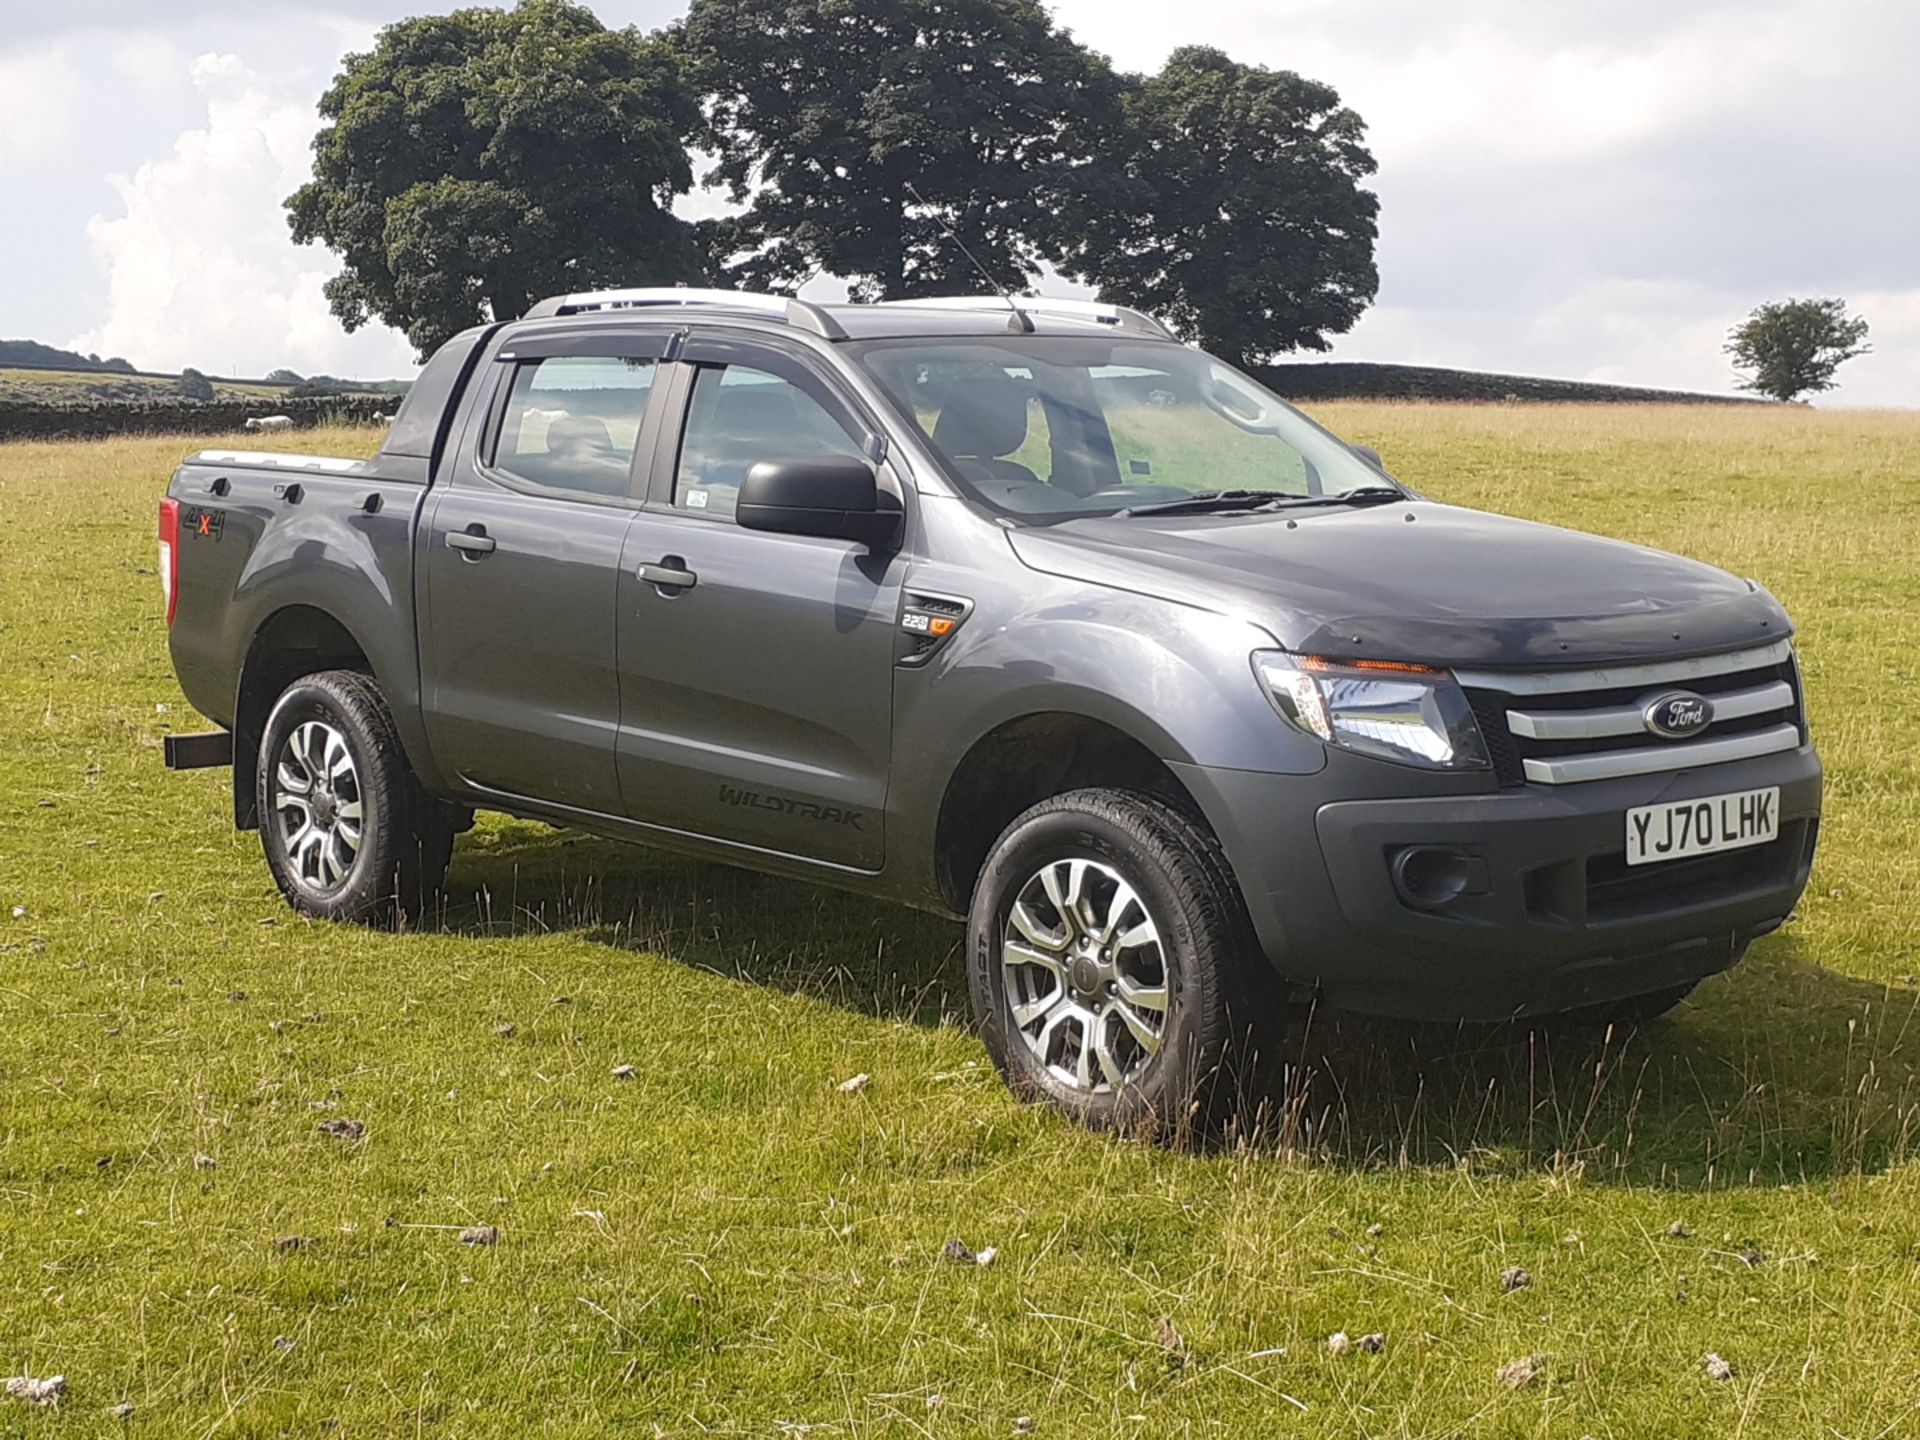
[1625,786,1779,866]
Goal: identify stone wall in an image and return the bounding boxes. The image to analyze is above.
[2,362,1768,444]
[0,394,395,442]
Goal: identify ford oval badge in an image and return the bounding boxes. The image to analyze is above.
[1643,690,1714,739]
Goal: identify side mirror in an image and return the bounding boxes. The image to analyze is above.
[1350,443,1387,472]
[737,456,900,548]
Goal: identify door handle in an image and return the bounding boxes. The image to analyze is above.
[638,557,698,592]
[445,527,496,557]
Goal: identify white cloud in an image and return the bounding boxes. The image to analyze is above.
[1333,279,1910,406]
[20,0,1917,403]
[68,50,414,378]
[1827,289,1920,409]
[108,35,184,92]
[1041,0,1918,406]
[1265,9,1836,169]
[0,46,80,168]
[675,151,747,224]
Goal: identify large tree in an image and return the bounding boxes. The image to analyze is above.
[1725,297,1870,402]
[677,0,1127,299]
[288,0,704,358]
[1069,47,1378,368]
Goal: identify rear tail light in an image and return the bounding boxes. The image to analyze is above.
[158,497,180,626]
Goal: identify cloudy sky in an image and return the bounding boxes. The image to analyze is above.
[2,0,1914,403]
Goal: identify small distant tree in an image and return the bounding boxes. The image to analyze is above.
[291,375,355,397]
[175,368,216,402]
[1725,298,1870,402]
[265,368,305,385]
[288,0,704,359]
[1068,47,1379,368]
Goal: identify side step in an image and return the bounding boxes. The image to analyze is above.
[164,731,233,770]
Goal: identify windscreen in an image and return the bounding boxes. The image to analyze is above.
[852,336,1391,519]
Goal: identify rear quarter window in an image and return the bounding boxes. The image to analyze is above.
[381,326,492,461]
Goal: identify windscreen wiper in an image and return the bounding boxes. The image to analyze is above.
[1256,486,1409,511]
[1116,485,1408,518]
[1114,489,1293,518]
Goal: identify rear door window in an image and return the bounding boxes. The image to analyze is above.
[491,355,657,499]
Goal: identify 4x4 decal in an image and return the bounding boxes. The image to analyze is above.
[182,506,225,541]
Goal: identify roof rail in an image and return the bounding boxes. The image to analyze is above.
[522,287,847,341]
[882,295,1176,341]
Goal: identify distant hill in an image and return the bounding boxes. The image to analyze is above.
[1255,360,1764,405]
[286,374,412,397]
[2,338,1750,411]
[0,341,411,407]
[0,339,136,374]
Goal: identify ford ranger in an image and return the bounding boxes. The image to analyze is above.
[160,289,1821,1133]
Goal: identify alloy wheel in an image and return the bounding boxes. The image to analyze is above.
[1000,857,1170,1093]
[272,720,364,893]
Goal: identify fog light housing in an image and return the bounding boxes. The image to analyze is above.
[1392,846,1474,910]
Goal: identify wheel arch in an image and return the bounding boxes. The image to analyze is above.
[932,709,1211,915]
[230,605,380,830]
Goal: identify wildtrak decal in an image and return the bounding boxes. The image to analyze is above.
[719,785,865,830]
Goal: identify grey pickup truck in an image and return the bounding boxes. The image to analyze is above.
[161,288,1821,1132]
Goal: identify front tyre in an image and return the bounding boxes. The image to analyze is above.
[967,788,1282,1141]
[257,669,453,926]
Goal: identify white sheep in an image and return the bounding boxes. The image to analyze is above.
[245,415,295,433]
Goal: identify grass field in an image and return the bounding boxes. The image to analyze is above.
[3,405,1919,1437]
[0,369,290,405]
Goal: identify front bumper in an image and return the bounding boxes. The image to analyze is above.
[1173,744,1822,1021]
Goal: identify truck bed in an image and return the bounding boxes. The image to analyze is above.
[164,445,441,818]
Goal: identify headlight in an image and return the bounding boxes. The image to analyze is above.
[1254,651,1490,770]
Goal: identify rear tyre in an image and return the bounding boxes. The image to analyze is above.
[257,669,454,927]
[967,788,1283,1142]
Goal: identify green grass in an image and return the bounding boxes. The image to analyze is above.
[3,407,1920,1436]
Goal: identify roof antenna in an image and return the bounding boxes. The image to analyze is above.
[904,181,1034,333]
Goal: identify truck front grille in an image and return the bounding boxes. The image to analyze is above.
[1457,640,1803,786]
